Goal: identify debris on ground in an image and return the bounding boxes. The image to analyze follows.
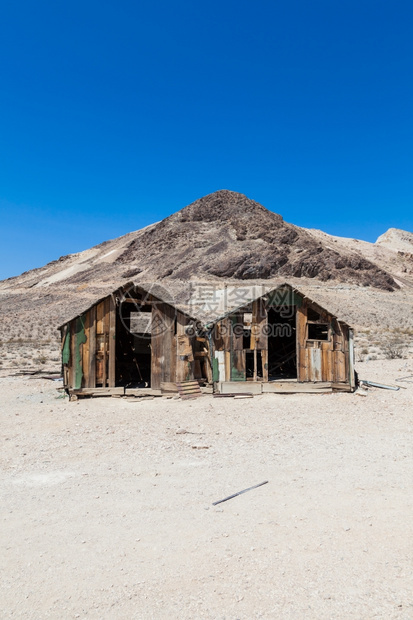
[212,481,269,506]
[359,379,400,391]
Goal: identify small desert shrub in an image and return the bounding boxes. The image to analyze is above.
[383,340,406,359]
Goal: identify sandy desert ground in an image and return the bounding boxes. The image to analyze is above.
[1,359,412,619]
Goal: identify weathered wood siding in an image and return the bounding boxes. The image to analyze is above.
[210,289,352,387]
[61,285,353,394]
[151,302,175,390]
[298,300,350,384]
[62,294,116,391]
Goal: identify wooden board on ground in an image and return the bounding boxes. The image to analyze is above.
[213,393,253,398]
[72,387,125,397]
[176,380,203,400]
[331,382,353,392]
[161,381,179,393]
[125,388,162,397]
[263,382,332,393]
[218,381,263,394]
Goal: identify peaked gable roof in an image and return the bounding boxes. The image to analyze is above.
[58,280,351,330]
[200,282,350,328]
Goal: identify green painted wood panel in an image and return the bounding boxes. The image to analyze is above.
[74,315,87,390]
[62,331,70,365]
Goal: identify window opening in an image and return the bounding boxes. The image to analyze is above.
[308,323,329,341]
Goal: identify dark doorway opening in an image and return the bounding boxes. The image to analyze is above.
[267,307,297,379]
[246,350,263,380]
[116,304,152,387]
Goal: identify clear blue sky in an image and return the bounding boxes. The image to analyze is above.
[0,0,412,280]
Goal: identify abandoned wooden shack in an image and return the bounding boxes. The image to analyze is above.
[207,283,356,394]
[60,282,356,397]
[59,283,211,398]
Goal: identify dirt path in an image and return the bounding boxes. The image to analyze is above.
[1,360,412,619]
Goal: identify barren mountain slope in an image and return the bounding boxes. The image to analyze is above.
[111,190,400,288]
[0,190,412,371]
[309,228,413,288]
[376,227,413,252]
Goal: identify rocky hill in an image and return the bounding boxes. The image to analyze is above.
[116,191,398,288]
[376,227,413,252]
[1,190,412,371]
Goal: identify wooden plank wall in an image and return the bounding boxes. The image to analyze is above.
[64,294,211,392]
[161,303,175,384]
[151,301,163,390]
[61,326,70,388]
[95,298,111,387]
[87,306,96,388]
[175,311,191,383]
[83,311,91,388]
[320,342,333,383]
[73,316,87,390]
[231,350,245,381]
[151,302,178,389]
[232,314,244,351]
[63,295,117,391]
[62,290,352,392]
[296,299,308,382]
[108,296,116,387]
[67,322,75,389]
[213,302,270,383]
[231,314,245,381]
[251,298,267,351]
[252,298,268,381]
[212,300,288,384]
[332,320,347,383]
[211,321,226,382]
[297,300,350,385]
[78,304,98,389]
[348,328,356,389]
[222,318,232,381]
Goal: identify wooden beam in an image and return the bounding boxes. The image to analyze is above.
[219,381,262,394]
[331,383,352,392]
[263,381,332,393]
[261,350,268,382]
[125,388,162,396]
[121,298,152,304]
